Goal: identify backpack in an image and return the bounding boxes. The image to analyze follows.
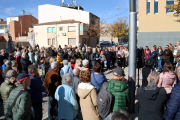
[97,82,112,117]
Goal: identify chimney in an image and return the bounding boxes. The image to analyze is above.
[0,19,3,22]
[23,10,25,15]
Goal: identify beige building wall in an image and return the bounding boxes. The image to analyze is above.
[139,0,180,32]
[34,22,90,48]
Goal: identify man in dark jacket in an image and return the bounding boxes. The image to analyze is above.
[4,73,33,120]
[147,46,157,68]
[28,65,46,120]
[165,66,180,120]
[137,71,167,120]
[163,45,172,64]
[20,52,32,74]
[62,48,68,60]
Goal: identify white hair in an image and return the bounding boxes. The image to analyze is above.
[82,59,89,66]
[5,60,11,65]
[51,61,59,70]
[11,60,16,67]
[63,60,68,65]
[62,73,72,84]
[73,68,80,75]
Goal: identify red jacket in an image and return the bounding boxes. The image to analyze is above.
[16,56,21,68]
[144,49,151,59]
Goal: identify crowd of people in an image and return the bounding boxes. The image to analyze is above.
[0,42,180,120]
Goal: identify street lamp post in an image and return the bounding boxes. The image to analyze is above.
[128,0,137,113]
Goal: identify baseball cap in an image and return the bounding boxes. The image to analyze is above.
[16,73,31,83]
[113,67,125,77]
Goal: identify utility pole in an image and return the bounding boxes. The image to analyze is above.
[128,0,137,114]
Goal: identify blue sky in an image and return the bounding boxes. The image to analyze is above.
[0,0,130,24]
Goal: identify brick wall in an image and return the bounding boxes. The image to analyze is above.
[9,15,38,41]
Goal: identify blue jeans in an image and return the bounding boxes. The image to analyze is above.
[48,96,57,120]
[32,102,42,120]
[107,59,111,69]
[158,59,163,72]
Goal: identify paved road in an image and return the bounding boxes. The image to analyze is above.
[0,66,141,120]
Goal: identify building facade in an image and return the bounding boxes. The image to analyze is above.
[37,4,99,47]
[138,0,180,48]
[0,14,38,49]
[34,20,95,48]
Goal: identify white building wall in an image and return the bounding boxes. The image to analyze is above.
[38,4,90,24]
[7,17,19,24]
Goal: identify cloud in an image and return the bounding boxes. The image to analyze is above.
[5,7,15,15]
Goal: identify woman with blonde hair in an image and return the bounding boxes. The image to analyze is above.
[78,70,101,120]
[74,59,82,69]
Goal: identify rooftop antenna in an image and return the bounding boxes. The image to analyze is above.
[62,0,64,6]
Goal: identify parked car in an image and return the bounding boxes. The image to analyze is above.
[102,41,110,45]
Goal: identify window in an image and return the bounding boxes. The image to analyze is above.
[154,0,158,13]
[166,0,174,13]
[68,38,76,45]
[52,38,55,45]
[52,27,55,33]
[68,26,76,32]
[80,26,83,32]
[147,0,150,14]
[59,27,63,31]
[47,28,51,33]
[83,27,87,32]
[48,39,51,45]
[0,26,4,29]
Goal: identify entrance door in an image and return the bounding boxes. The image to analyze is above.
[82,38,86,45]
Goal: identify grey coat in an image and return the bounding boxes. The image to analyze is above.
[70,75,81,94]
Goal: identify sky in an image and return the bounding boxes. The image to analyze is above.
[0,0,130,24]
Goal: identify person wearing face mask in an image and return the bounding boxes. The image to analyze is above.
[28,65,46,120]
[0,70,18,106]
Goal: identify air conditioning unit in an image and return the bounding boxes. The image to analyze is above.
[62,33,66,36]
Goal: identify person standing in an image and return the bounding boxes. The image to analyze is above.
[20,52,32,74]
[137,71,167,120]
[158,62,176,103]
[157,46,163,72]
[28,65,46,120]
[163,45,172,64]
[106,48,112,70]
[147,46,157,69]
[16,52,22,73]
[80,47,86,60]
[78,70,101,120]
[4,73,33,120]
[0,70,18,106]
[43,61,61,120]
[0,49,8,67]
[91,48,99,67]
[101,67,130,112]
[144,46,151,62]
[28,49,35,63]
[55,73,78,120]
[165,66,180,120]
[4,60,12,77]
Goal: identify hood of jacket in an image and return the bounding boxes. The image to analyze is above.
[108,80,128,92]
[143,85,160,100]
[160,71,176,79]
[77,83,95,99]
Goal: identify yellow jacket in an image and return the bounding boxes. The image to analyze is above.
[56,56,63,67]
